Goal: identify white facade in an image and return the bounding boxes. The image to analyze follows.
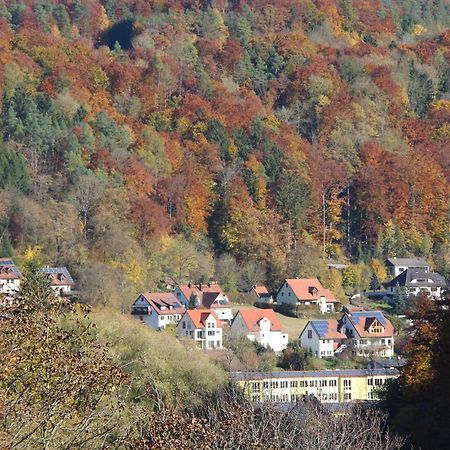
[0,278,20,294]
[387,281,444,300]
[231,314,288,353]
[178,311,223,349]
[276,282,299,305]
[299,322,337,358]
[340,316,394,358]
[132,295,184,330]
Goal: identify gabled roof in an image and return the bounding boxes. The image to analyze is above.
[385,258,428,268]
[135,292,185,315]
[183,309,222,328]
[41,267,74,286]
[253,285,269,295]
[235,309,282,332]
[176,282,231,308]
[0,258,21,280]
[281,278,338,302]
[384,268,447,288]
[307,320,347,340]
[342,311,394,338]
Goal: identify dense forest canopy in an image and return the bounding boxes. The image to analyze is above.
[0,0,448,303]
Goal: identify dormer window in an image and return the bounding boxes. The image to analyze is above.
[368,319,384,334]
[308,286,318,295]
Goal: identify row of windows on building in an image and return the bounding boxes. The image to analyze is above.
[251,377,388,393]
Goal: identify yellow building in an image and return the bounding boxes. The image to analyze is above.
[232,368,399,404]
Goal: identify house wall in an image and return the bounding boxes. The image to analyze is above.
[178,314,222,349]
[0,279,21,294]
[276,282,301,305]
[300,323,324,357]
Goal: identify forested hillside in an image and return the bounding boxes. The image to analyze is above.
[0,0,449,304]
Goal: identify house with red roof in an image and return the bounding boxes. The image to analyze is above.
[339,311,394,357]
[299,310,395,358]
[174,282,233,322]
[276,278,339,313]
[299,320,347,358]
[231,309,288,353]
[177,309,223,349]
[131,292,186,330]
[0,258,21,294]
[41,266,74,296]
[250,285,274,303]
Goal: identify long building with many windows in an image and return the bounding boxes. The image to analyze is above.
[232,368,400,404]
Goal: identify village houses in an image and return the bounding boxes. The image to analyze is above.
[177,309,223,349]
[250,285,273,303]
[299,319,347,358]
[174,282,233,322]
[41,266,74,296]
[231,309,288,353]
[384,268,448,300]
[0,258,21,294]
[276,278,339,313]
[131,292,185,330]
[300,310,395,358]
[384,257,429,278]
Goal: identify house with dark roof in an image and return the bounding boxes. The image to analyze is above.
[276,278,339,313]
[231,309,288,353]
[0,258,21,294]
[131,292,185,330]
[177,309,222,349]
[41,266,74,296]
[338,311,394,357]
[384,268,447,300]
[174,282,232,322]
[385,257,429,278]
[299,320,347,358]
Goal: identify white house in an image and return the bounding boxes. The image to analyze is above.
[339,311,395,357]
[384,268,447,300]
[276,278,339,313]
[0,258,21,294]
[177,309,223,349]
[131,292,185,330]
[41,266,74,296]
[231,309,288,353]
[299,320,347,358]
[385,258,429,278]
[174,282,233,322]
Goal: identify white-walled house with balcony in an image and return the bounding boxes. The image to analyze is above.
[339,311,395,357]
[276,278,339,313]
[299,320,347,358]
[177,309,223,349]
[231,309,288,353]
[384,268,447,300]
[131,292,186,330]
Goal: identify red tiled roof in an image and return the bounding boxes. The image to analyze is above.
[139,292,185,315]
[344,311,394,338]
[253,285,269,295]
[284,278,338,302]
[236,308,282,332]
[177,283,231,308]
[184,309,222,328]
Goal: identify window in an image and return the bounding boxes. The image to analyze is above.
[329,380,337,387]
[280,381,288,388]
[309,380,317,387]
[252,382,260,393]
[368,378,373,386]
[263,381,269,389]
[139,316,144,322]
[252,394,259,402]
[375,378,383,386]
[320,380,327,387]
[288,292,291,296]
[160,316,164,321]
[343,379,351,389]
[307,330,312,339]
[271,381,279,389]
[344,393,352,401]
[290,381,298,388]
[207,331,215,336]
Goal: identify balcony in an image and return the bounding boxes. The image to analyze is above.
[131,306,149,315]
